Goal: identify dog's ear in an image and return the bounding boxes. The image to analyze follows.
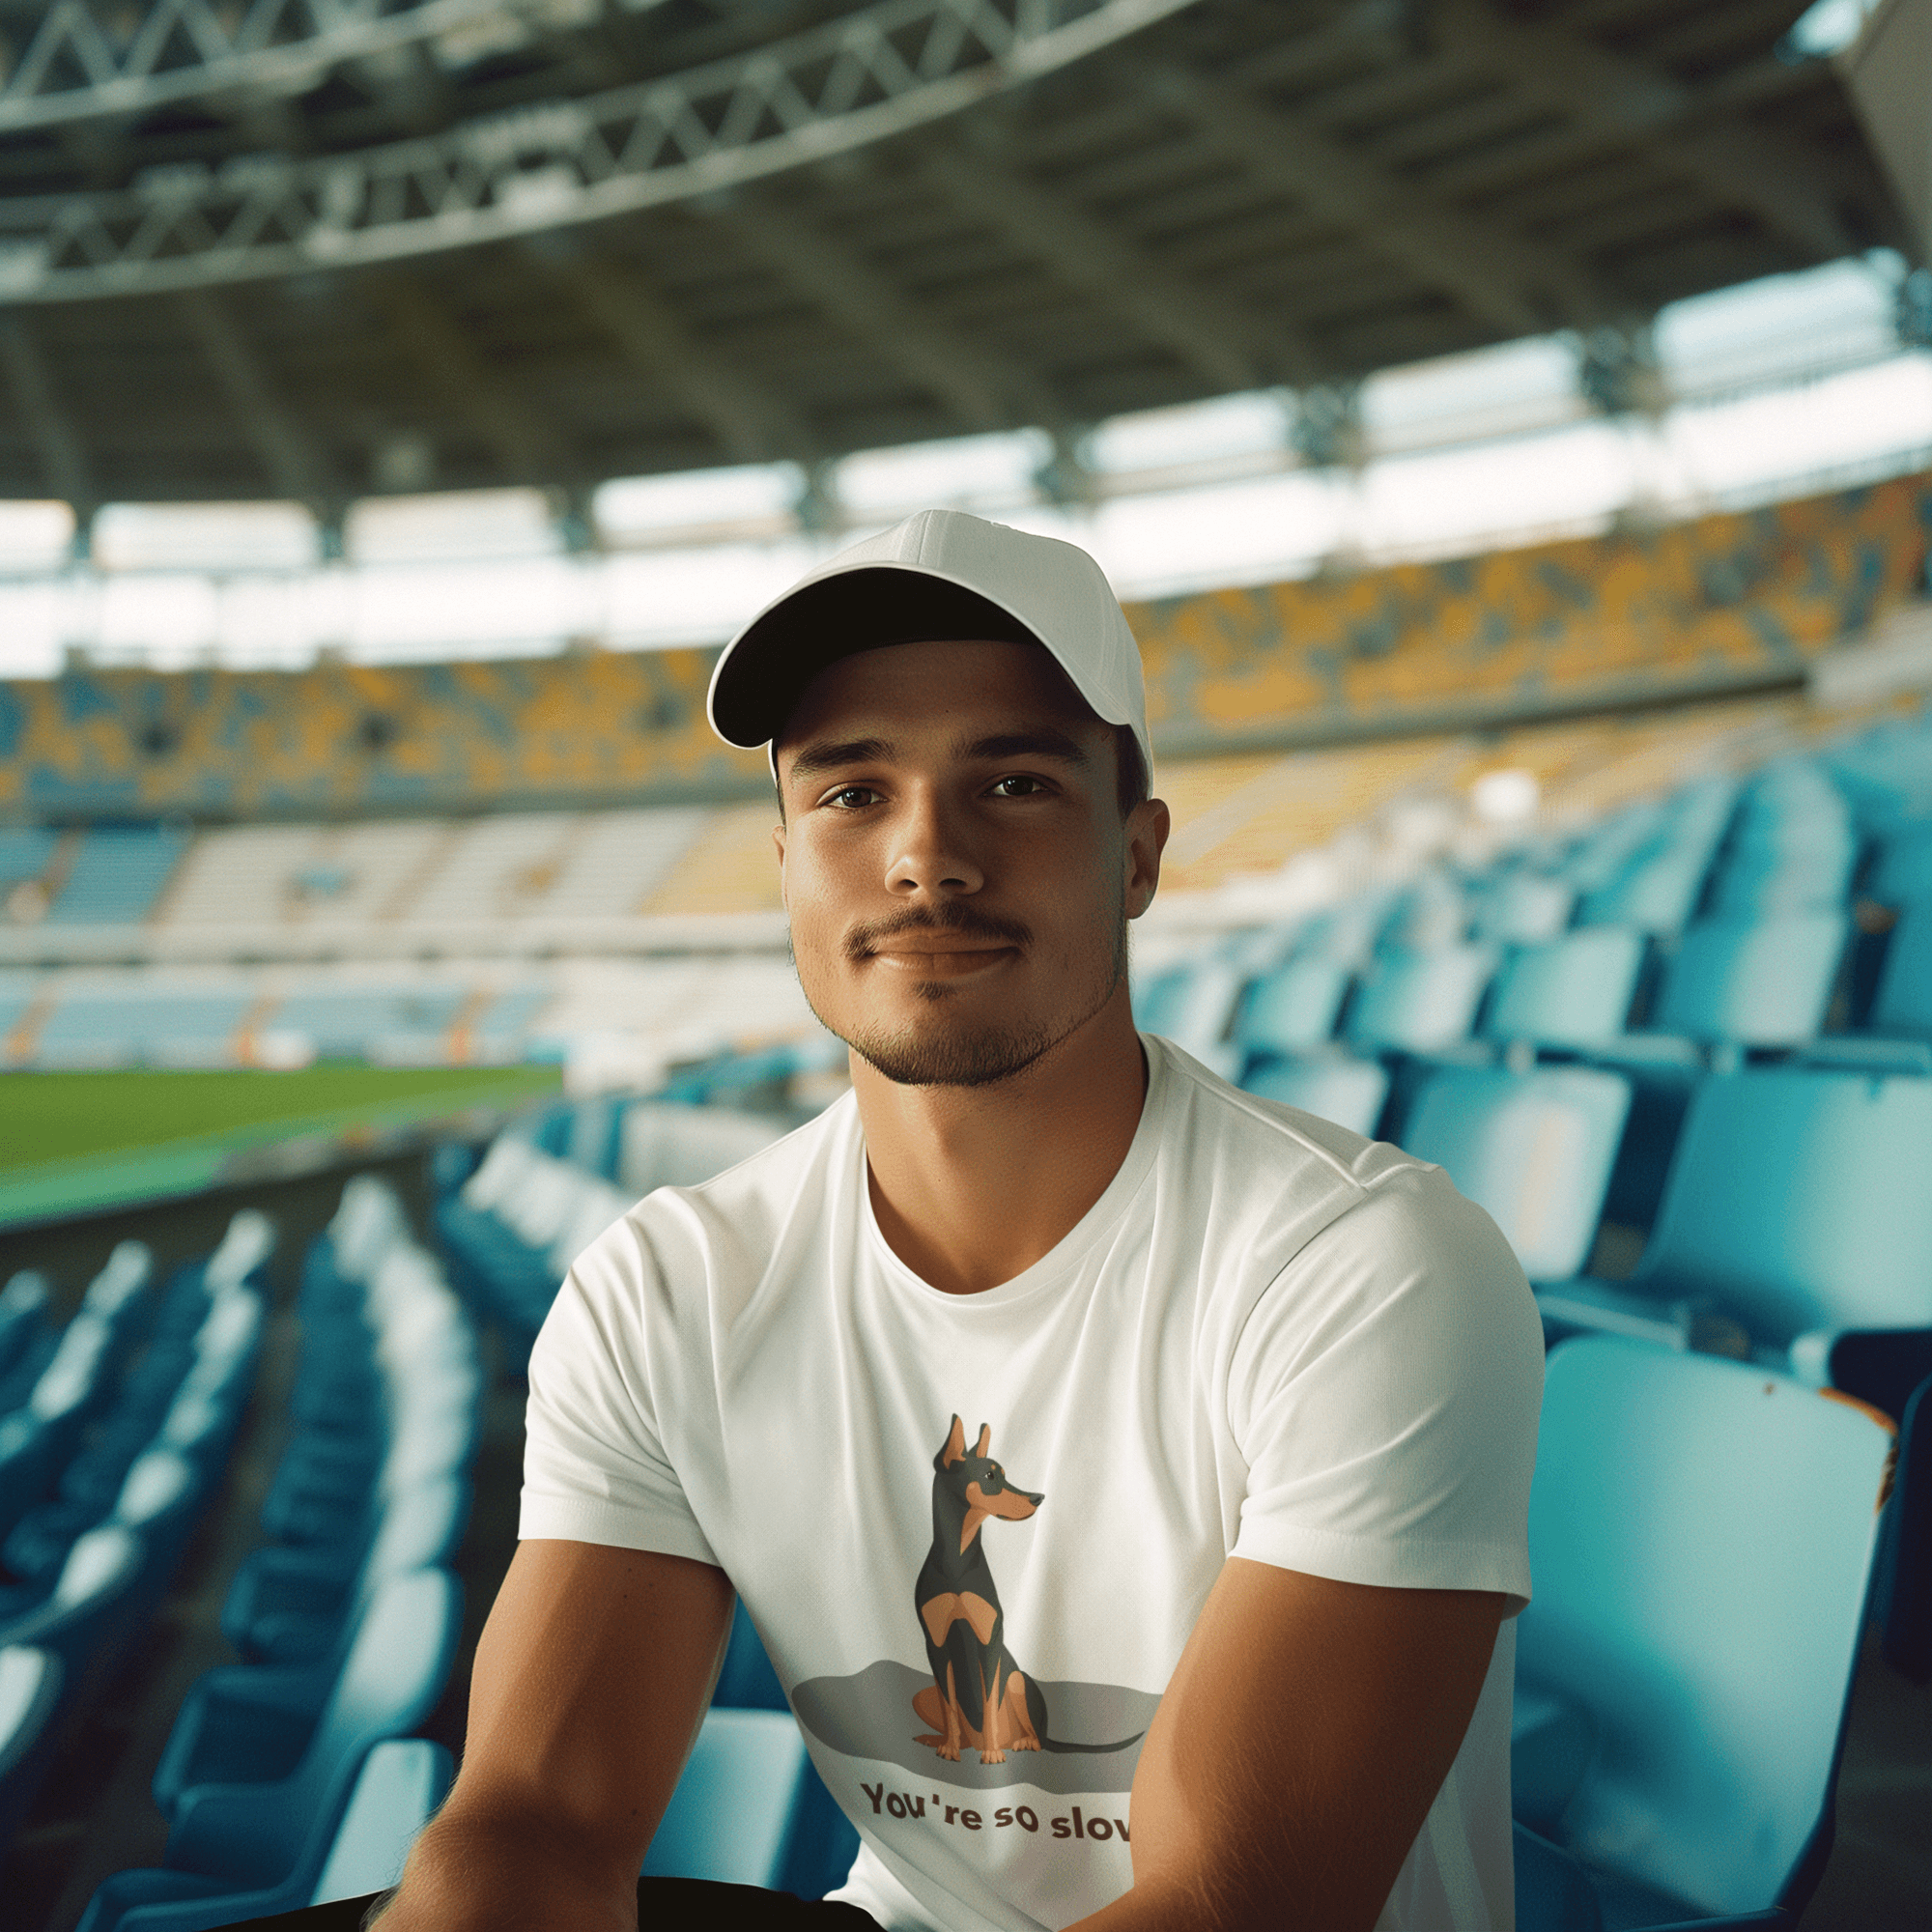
[937,1414,967,1467]
[974,1423,992,1461]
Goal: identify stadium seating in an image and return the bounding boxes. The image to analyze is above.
[307,1738,454,1909]
[1512,1338,1893,1928]
[1648,911,1850,1047]
[77,1568,462,1932]
[153,1180,475,1815]
[0,1644,65,1855]
[1489,926,1646,1052]
[1347,942,1497,1056]
[1537,1066,1932,1413]
[1398,1067,1631,1285]
[46,827,192,925]
[640,1709,814,1889]
[1240,1056,1390,1138]
[1871,901,1932,1036]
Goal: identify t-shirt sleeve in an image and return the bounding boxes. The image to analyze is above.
[517,1213,721,1568]
[1227,1162,1543,1613]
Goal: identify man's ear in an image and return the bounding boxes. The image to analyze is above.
[772,818,787,907]
[1123,796,1170,921]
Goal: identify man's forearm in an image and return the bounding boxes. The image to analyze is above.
[369,1808,638,1932]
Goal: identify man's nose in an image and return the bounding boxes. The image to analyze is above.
[886,790,984,897]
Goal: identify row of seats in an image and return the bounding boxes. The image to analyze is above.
[0,1215,273,1858]
[78,1180,479,1932]
[0,827,192,928]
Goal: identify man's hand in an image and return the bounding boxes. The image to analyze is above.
[1074,1559,1506,1932]
[373,1541,734,1932]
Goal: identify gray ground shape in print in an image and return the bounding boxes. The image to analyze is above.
[791,1660,1159,1793]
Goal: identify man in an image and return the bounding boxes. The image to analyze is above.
[375,509,1542,1931]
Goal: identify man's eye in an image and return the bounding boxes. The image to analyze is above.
[989,775,1045,797]
[824,785,878,809]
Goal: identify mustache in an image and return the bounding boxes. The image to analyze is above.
[844,904,1034,961]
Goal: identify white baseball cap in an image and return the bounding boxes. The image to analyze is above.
[706,507,1152,778]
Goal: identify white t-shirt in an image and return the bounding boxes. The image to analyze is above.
[521,1035,1543,1932]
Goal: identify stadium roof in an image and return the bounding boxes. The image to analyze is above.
[0,0,1912,514]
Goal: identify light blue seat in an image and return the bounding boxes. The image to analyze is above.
[308,1737,453,1907]
[1869,820,1932,906]
[1133,957,1246,1075]
[641,1707,811,1888]
[1513,1339,1892,1928]
[1240,1056,1389,1138]
[81,1568,461,1932]
[1484,928,1645,1049]
[1871,900,1932,1037]
[0,1525,150,1690]
[0,1644,65,1856]
[0,1272,51,1388]
[1577,843,1713,934]
[1347,943,1496,1055]
[1470,870,1576,947]
[1536,1067,1932,1416]
[1233,958,1351,1060]
[1398,1066,1630,1284]
[1650,912,1848,1046]
[222,1476,470,1665]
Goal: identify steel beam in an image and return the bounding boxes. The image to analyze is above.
[0,0,1203,300]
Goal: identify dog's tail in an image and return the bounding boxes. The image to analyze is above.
[1040,1729,1146,1755]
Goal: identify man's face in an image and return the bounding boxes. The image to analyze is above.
[773,639,1165,1088]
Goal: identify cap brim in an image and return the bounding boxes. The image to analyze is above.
[708,565,1046,750]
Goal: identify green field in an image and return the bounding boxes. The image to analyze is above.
[0,1064,563,1173]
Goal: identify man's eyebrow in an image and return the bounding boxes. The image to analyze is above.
[956,728,1091,766]
[781,736,895,783]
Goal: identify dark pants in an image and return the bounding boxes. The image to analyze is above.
[219,1881,882,1929]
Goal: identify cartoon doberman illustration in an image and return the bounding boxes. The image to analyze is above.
[913,1415,1143,1766]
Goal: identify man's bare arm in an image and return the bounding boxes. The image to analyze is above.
[1074,1558,1506,1932]
[373,1541,735,1932]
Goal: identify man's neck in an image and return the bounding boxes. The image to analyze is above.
[853,982,1149,1295]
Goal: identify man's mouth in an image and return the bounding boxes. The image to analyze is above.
[865,940,1018,979]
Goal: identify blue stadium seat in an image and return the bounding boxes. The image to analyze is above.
[1232,958,1351,1061]
[1469,869,1577,948]
[1537,1067,1932,1412]
[308,1738,454,1909]
[1513,1340,1892,1929]
[1398,1066,1631,1285]
[0,1644,65,1857]
[0,1525,150,1694]
[1347,943,1497,1055]
[81,1568,462,1932]
[1869,820,1932,906]
[1649,912,1849,1047]
[1483,927,1645,1049]
[641,1708,812,1889]
[221,1476,470,1666]
[1871,900,1932,1037]
[1132,957,1245,1075]
[0,1272,51,1388]
[1239,1056,1390,1138]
